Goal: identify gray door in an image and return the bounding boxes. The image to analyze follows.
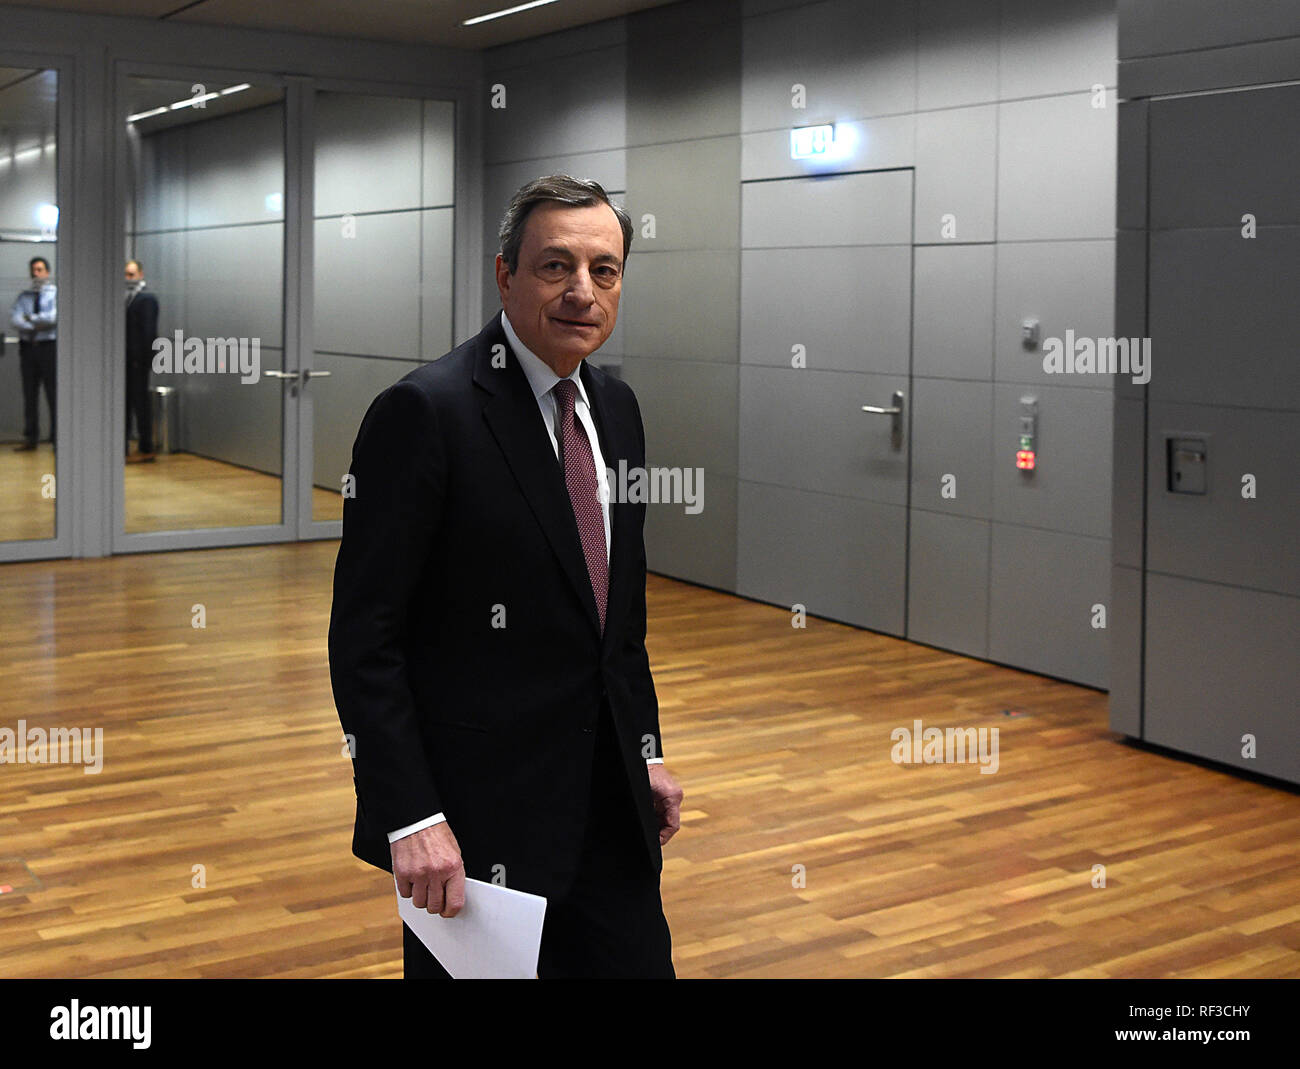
[737,169,913,635]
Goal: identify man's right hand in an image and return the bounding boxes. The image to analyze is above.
[392,822,466,917]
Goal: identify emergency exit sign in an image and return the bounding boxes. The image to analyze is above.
[790,124,835,159]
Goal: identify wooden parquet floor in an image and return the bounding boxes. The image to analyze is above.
[0,542,1296,977]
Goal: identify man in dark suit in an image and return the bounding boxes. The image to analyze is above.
[124,260,160,462]
[328,175,682,979]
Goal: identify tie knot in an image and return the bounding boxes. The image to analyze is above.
[553,378,577,417]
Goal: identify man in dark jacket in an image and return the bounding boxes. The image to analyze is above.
[124,259,160,462]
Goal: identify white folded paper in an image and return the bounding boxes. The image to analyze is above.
[396,876,548,979]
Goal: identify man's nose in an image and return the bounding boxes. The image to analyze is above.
[565,267,596,304]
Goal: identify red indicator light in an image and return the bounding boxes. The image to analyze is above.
[1016,449,1036,470]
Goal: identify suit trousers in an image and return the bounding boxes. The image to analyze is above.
[19,339,55,445]
[402,703,675,979]
[126,354,154,454]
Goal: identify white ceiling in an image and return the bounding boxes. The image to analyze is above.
[2,0,683,50]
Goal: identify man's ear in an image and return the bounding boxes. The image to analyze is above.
[494,253,511,303]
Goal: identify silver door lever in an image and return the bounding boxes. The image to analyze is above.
[861,390,905,451]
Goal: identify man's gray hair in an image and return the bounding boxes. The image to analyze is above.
[498,174,633,274]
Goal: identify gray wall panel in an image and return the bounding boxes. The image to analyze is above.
[910,378,993,520]
[177,346,283,477]
[627,13,740,144]
[993,383,1113,539]
[917,0,1000,110]
[741,169,913,248]
[644,471,737,590]
[627,136,741,251]
[622,356,737,477]
[738,479,906,633]
[1113,228,1146,401]
[1149,85,1300,229]
[1000,0,1117,99]
[1147,227,1300,412]
[1111,395,1143,568]
[1146,402,1300,598]
[913,243,995,381]
[1145,573,1300,784]
[1107,563,1142,735]
[994,239,1115,388]
[622,250,740,364]
[990,522,1110,687]
[741,246,911,372]
[908,508,991,657]
[184,224,284,348]
[914,104,997,244]
[312,353,419,491]
[1116,100,1147,230]
[184,103,285,229]
[314,212,420,359]
[420,207,455,359]
[421,99,456,209]
[1119,0,1300,60]
[484,45,626,165]
[315,93,423,216]
[741,0,916,132]
[997,91,1116,241]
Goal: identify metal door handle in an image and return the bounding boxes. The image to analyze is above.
[264,369,297,380]
[304,369,332,379]
[861,390,905,451]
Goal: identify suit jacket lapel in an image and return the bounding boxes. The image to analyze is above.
[473,318,603,637]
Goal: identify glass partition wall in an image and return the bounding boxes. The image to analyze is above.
[0,67,58,545]
[122,76,287,533]
[114,76,456,546]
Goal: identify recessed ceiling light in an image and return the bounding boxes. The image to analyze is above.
[462,0,560,28]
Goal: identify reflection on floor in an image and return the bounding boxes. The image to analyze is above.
[1,541,1296,978]
[124,451,342,531]
[0,442,56,542]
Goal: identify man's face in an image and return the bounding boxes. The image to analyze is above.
[30,261,48,281]
[125,262,141,281]
[495,202,624,378]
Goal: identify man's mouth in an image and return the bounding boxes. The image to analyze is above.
[552,316,598,328]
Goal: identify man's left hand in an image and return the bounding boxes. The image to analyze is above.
[647,764,683,846]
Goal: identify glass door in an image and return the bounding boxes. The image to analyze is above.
[119,74,289,540]
[0,64,62,555]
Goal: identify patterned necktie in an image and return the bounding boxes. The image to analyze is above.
[553,378,608,632]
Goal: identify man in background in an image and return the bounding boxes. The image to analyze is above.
[10,256,56,451]
[124,259,160,463]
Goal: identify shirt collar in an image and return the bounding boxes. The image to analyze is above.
[499,310,590,408]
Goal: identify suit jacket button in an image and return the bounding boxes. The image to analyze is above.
[582,726,594,734]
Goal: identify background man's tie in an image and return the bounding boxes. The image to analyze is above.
[553,378,608,632]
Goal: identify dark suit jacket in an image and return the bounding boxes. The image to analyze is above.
[126,291,159,364]
[328,313,664,901]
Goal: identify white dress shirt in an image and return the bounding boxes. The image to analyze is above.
[387,311,659,846]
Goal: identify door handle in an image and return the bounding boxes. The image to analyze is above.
[303,369,332,379]
[861,390,905,451]
[263,369,297,379]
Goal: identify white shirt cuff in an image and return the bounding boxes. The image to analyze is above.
[387,812,446,842]
[646,757,664,765]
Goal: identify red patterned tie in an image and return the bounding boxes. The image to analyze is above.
[553,378,608,632]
